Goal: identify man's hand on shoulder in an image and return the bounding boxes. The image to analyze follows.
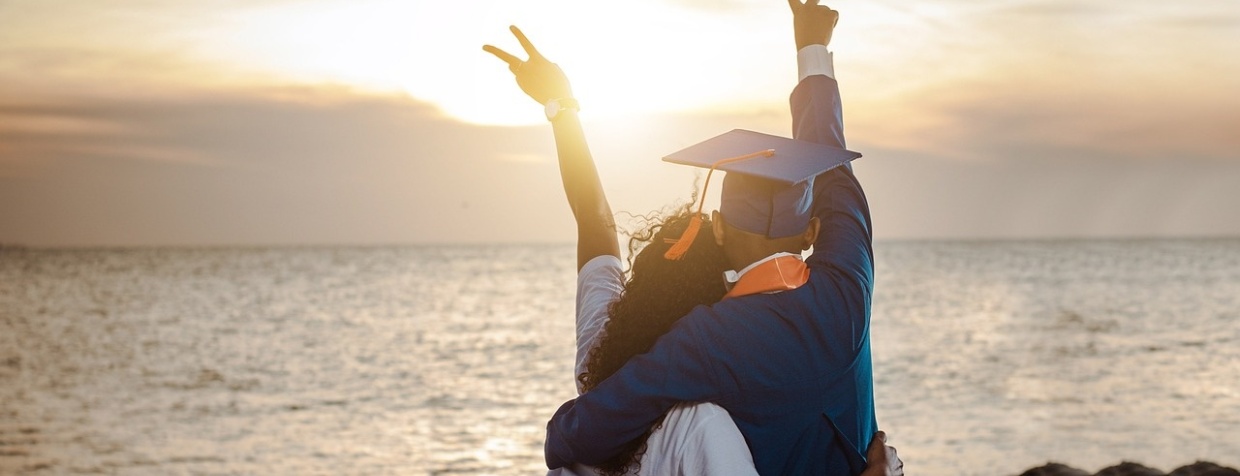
[788,0,839,51]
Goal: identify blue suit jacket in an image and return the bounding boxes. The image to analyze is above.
[545,75,876,475]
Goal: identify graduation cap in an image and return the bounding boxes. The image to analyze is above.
[661,129,861,260]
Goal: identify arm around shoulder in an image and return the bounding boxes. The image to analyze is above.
[545,312,724,468]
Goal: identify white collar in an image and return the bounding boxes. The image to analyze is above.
[723,252,803,285]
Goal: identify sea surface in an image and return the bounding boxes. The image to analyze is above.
[1,240,1238,475]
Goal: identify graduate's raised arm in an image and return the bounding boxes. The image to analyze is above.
[787,4,873,289]
[484,27,620,271]
[792,6,889,470]
[788,0,843,148]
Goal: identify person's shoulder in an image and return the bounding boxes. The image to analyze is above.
[656,403,760,476]
[675,295,796,345]
[653,402,738,441]
[655,402,736,444]
[805,249,873,288]
[674,298,766,335]
[659,303,720,341]
[668,401,733,423]
[576,255,624,303]
[707,287,807,312]
[579,254,622,280]
[651,301,760,357]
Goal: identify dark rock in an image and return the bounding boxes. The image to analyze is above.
[1168,461,1240,476]
[1020,463,1091,476]
[1095,462,1166,476]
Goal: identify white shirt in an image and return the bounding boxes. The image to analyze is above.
[798,44,835,82]
[723,252,804,290]
[549,255,759,476]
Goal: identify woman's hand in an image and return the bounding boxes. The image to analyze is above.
[483,26,574,105]
[861,431,904,476]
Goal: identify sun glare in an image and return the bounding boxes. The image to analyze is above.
[193,0,806,127]
[187,0,956,128]
[200,1,423,92]
[441,2,793,127]
[417,1,957,128]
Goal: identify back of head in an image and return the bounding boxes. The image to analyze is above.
[660,129,855,270]
[580,205,728,391]
[578,205,729,475]
[720,172,813,239]
[715,173,820,270]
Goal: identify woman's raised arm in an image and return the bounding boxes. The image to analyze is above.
[484,26,620,271]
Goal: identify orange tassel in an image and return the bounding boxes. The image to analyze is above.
[663,214,702,260]
[663,148,774,260]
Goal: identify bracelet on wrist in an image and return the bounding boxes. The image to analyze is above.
[545,98,580,121]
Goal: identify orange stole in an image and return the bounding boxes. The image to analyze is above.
[724,255,810,299]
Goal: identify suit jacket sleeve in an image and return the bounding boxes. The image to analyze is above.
[795,75,875,349]
[544,311,723,469]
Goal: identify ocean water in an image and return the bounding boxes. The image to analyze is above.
[1,240,1237,475]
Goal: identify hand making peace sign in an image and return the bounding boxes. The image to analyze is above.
[789,0,840,51]
[482,26,574,105]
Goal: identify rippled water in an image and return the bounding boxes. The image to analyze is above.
[1,241,1238,475]
[870,240,1240,474]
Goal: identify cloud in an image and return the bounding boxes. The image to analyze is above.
[875,78,1240,163]
[0,87,580,246]
[3,81,1239,246]
[842,0,1240,166]
[854,145,1240,240]
[3,0,1239,245]
[0,76,780,247]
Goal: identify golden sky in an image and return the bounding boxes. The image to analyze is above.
[1,0,1238,246]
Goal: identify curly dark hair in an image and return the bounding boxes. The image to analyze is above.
[577,204,730,476]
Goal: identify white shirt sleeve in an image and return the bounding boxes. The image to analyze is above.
[642,404,759,476]
[797,44,835,82]
[574,255,624,394]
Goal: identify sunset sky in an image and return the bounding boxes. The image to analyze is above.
[2,0,1238,247]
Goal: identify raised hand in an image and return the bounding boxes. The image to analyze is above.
[788,0,839,50]
[482,26,574,105]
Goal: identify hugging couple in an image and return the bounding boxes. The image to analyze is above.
[484,2,904,474]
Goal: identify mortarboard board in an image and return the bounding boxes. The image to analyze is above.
[661,129,862,259]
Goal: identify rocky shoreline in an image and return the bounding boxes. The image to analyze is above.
[1019,461,1240,476]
